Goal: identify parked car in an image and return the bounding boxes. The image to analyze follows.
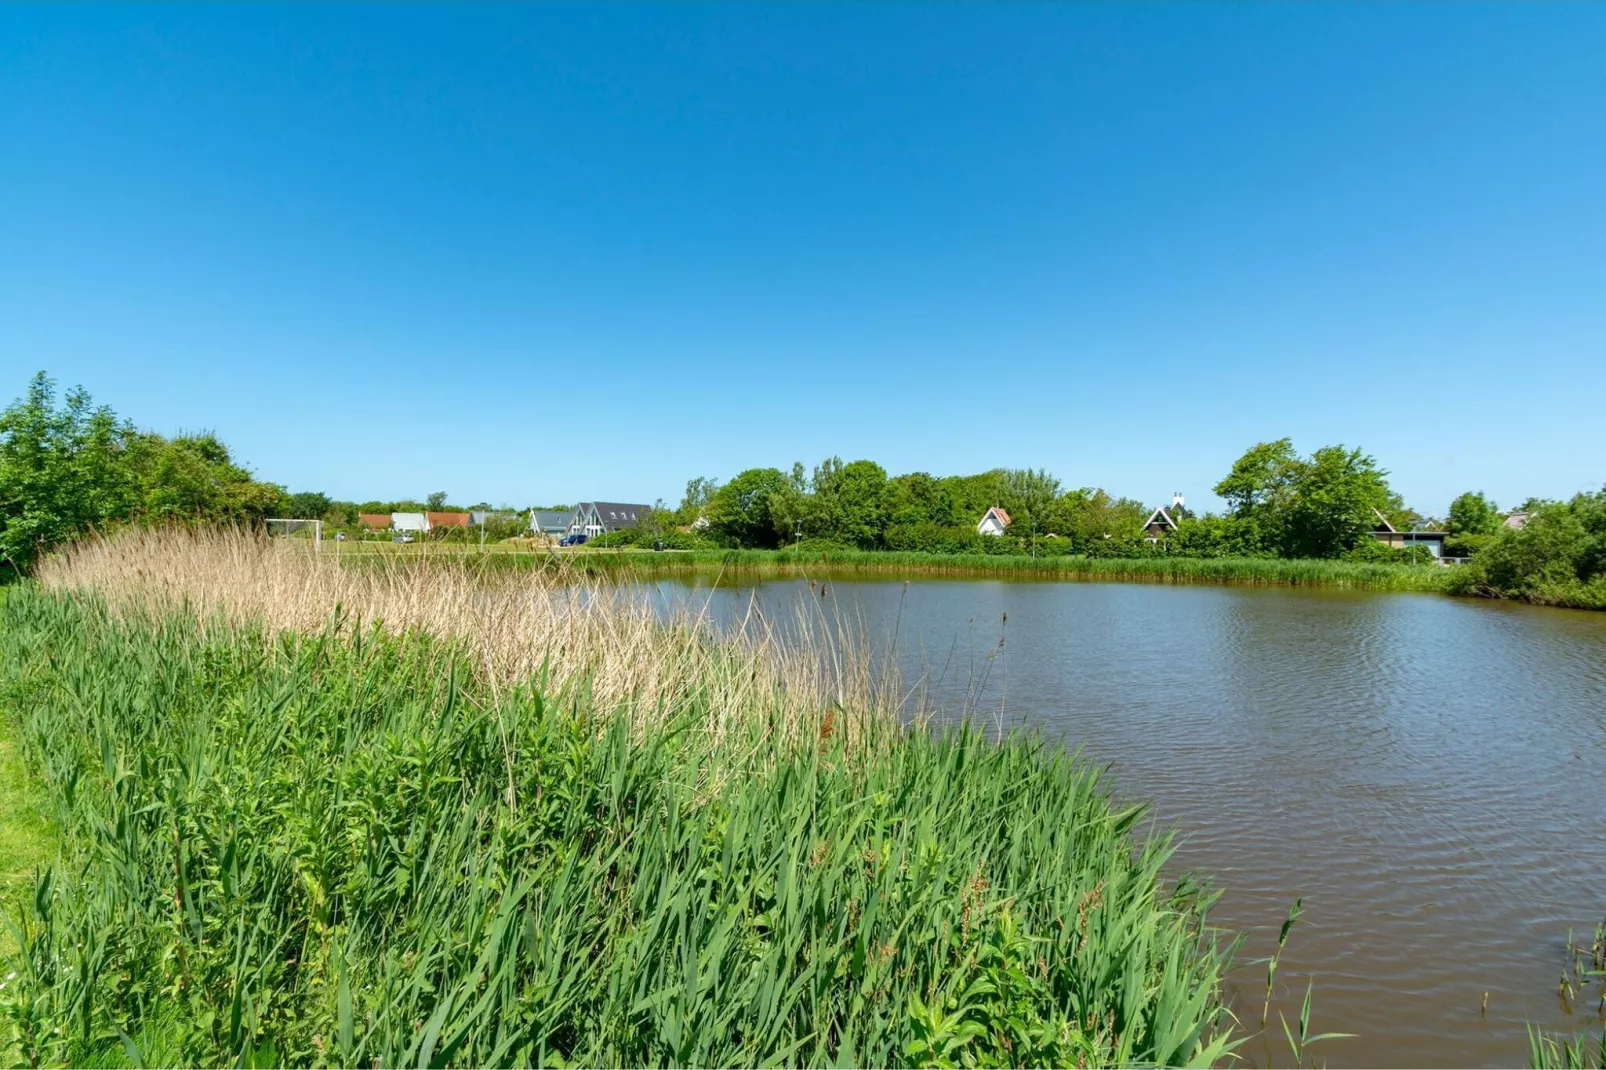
[392,535,414,544]
[560,533,588,546]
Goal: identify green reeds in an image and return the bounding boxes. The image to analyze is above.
[1531,918,1606,1069]
[0,587,1240,1067]
[575,549,1452,591]
[359,546,1452,592]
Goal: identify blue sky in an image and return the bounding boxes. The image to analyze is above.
[3,4,1602,514]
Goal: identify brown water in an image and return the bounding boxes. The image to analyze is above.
[655,577,1606,1068]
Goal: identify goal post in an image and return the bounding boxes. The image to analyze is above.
[265,518,323,550]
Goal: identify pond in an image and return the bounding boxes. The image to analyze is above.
[651,577,1606,1068]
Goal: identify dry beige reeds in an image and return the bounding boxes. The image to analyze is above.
[38,526,906,749]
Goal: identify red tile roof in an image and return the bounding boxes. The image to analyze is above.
[358,513,391,530]
[428,511,471,527]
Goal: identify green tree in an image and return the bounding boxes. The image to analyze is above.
[285,491,333,520]
[707,468,791,548]
[1001,468,1061,556]
[0,373,136,574]
[127,432,283,520]
[1280,445,1400,559]
[1447,491,1500,536]
[809,457,888,548]
[1214,438,1302,518]
[1070,489,1147,548]
[426,491,448,510]
[1216,439,1405,559]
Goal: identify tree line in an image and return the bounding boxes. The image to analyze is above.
[3,373,1601,607]
[638,438,1422,561]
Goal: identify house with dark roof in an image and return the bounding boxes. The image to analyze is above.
[976,506,1012,537]
[529,510,570,541]
[568,502,653,537]
[1141,494,1187,542]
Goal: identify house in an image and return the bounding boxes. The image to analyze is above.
[427,511,471,530]
[391,512,429,534]
[567,502,652,538]
[358,513,392,532]
[976,506,1011,537]
[1370,508,1446,559]
[1503,511,1531,530]
[529,510,570,541]
[1141,494,1187,542]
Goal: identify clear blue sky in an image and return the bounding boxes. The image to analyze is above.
[3,3,1602,514]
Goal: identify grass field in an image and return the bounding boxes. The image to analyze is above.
[0,529,1243,1066]
[330,541,1452,593]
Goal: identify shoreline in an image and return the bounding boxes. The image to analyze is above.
[332,542,1454,592]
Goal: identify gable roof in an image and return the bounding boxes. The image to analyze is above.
[1142,506,1178,531]
[576,502,653,527]
[979,506,1011,527]
[1371,508,1397,533]
[358,513,391,530]
[531,510,569,531]
[428,511,471,527]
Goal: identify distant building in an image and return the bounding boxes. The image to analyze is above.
[568,502,652,538]
[427,511,471,530]
[358,513,392,532]
[1370,508,1446,559]
[392,512,429,534]
[529,510,570,540]
[976,506,1011,537]
[1503,511,1531,530]
[1141,494,1187,542]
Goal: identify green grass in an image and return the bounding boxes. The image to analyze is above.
[0,585,1241,1067]
[0,729,54,925]
[401,546,1452,592]
[0,588,57,939]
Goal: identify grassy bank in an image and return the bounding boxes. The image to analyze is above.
[0,530,1240,1066]
[335,542,1452,593]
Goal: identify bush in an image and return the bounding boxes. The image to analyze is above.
[1345,539,1437,565]
[1445,491,1606,609]
[588,527,719,551]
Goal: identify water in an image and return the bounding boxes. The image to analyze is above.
[652,576,1606,1068]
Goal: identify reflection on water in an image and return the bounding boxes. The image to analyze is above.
[649,576,1606,1068]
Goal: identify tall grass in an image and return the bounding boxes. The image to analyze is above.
[667,550,1449,591]
[344,544,1451,593]
[0,530,1241,1066]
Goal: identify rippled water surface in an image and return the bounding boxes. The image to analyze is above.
[655,577,1606,1067]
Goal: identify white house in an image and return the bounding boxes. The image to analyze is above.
[391,512,429,534]
[976,506,1012,537]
